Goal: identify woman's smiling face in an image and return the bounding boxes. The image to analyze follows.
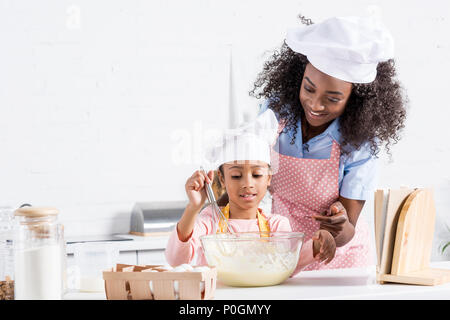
[300,63,353,127]
[219,161,271,212]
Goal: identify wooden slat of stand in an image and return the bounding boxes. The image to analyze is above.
[379,188,415,277]
[374,189,385,271]
[391,189,435,274]
[380,268,450,286]
[377,188,450,286]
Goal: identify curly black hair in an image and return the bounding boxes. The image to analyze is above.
[249,15,408,157]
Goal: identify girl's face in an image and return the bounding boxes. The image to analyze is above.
[299,63,353,127]
[219,161,271,212]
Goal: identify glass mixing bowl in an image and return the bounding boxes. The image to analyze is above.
[200,231,304,287]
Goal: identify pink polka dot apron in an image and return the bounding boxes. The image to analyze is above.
[270,121,372,270]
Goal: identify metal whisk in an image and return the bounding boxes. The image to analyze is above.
[200,166,233,234]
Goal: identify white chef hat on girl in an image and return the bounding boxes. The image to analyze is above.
[286,16,395,83]
[204,109,279,170]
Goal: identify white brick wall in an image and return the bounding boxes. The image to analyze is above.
[1,0,449,261]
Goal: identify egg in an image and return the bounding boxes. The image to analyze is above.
[172,265,187,273]
[179,263,194,271]
[158,265,173,271]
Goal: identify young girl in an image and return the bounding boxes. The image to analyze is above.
[165,110,336,276]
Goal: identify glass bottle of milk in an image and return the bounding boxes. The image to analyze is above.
[13,206,65,300]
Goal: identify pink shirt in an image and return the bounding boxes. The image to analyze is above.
[165,205,315,275]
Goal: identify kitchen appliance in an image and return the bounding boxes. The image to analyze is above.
[65,234,132,244]
[129,201,187,236]
[200,231,304,287]
[375,188,450,285]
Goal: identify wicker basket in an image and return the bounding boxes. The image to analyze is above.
[102,264,217,300]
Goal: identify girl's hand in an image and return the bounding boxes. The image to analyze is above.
[312,230,336,264]
[185,169,214,210]
[312,201,348,238]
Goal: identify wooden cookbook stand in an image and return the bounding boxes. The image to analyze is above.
[375,187,450,285]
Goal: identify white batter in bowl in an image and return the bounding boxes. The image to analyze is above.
[200,231,304,287]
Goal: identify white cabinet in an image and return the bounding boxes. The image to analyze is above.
[137,249,166,265]
[65,236,169,267]
[67,249,166,267]
[117,251,138,265]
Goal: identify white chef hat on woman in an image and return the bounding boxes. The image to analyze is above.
[204,109,279,170]
[286,16,395,83]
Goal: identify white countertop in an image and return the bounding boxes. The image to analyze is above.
[64,261,450,300]
[65,233,170,254]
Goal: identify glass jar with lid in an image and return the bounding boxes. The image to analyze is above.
[13,206,65,300]
[0,206,15,300]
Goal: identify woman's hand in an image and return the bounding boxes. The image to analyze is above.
[312,230,336,264]
[185,169,214,210]
[312,198,363,247]
[312,201,348,238]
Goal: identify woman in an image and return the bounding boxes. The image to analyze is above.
[247,15,407,270]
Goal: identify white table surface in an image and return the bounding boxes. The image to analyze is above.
[64,261,450,300]
[65,233,170,254]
